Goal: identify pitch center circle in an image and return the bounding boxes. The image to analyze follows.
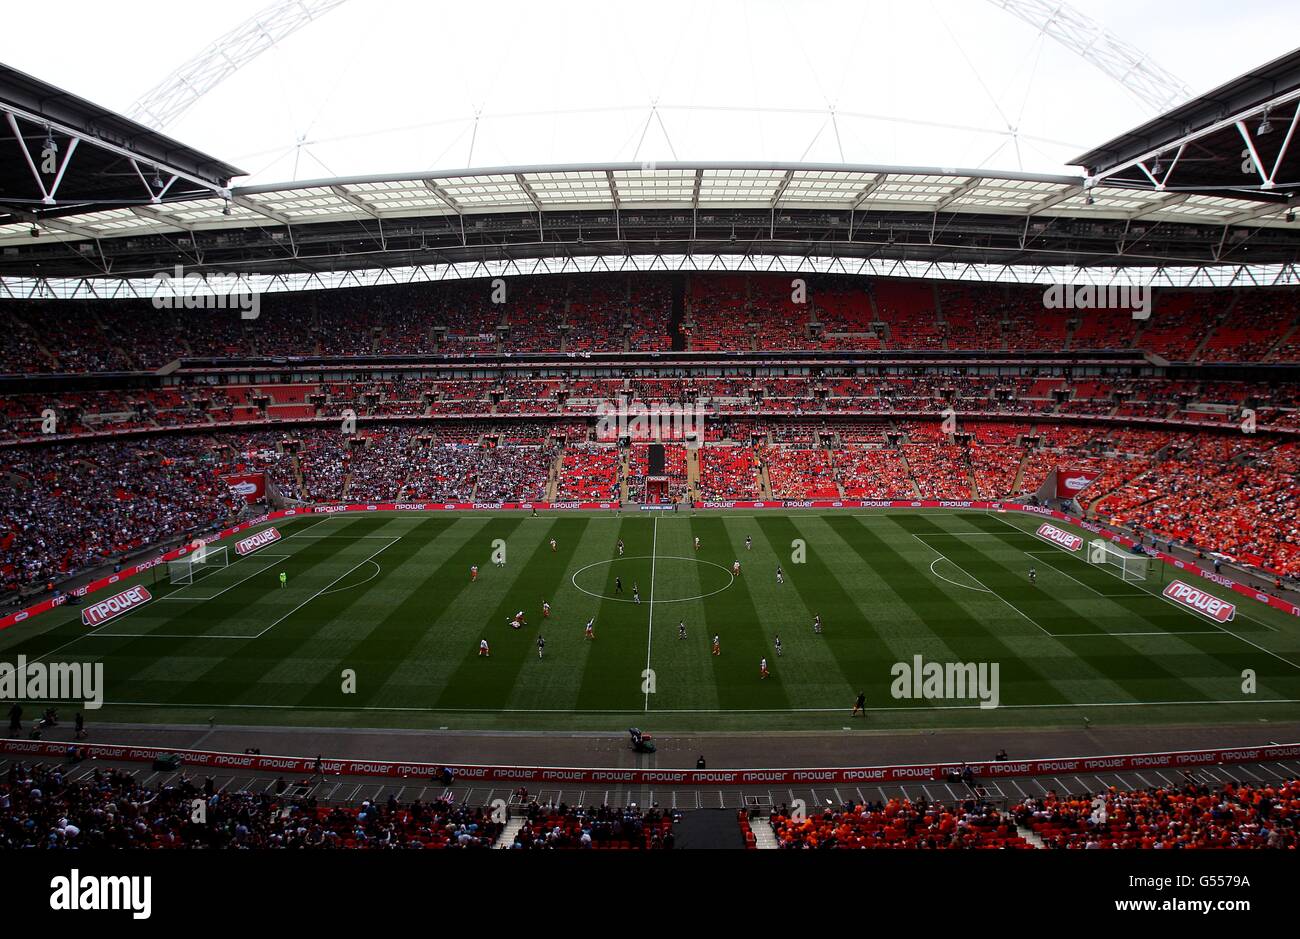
[570,555,736,604]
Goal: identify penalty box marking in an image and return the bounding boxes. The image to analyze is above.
[910,533,1054,637]
[155,554,292,603]
[86,535,404,642]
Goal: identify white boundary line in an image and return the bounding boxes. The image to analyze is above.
[155,554,291,602]
[984,513,1300,671]
[319,559,382,595]
[927,556,991,593]
[250,537,402,640]
[1050,631,1220,638]
[81,696,1300,715]
[911,533,1054,637]
[1022,550,1144,599]
[644,515,657,712]
[569,555,734,604]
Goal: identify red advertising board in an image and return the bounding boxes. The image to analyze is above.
[235,526,281,556]
[1,737,1295,785]
[1035,522,1084,551]
[1163,579,1237,622]
[80,585,152,627]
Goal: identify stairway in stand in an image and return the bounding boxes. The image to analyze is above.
[494,816,526,848]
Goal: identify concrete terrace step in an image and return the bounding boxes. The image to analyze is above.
[494,816,526,848]
[752,819,780,849]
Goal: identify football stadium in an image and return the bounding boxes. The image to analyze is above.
[1,0,1298,899]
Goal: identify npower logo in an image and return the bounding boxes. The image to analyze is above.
[80,586,151,627]
[234,527,281,556]
[1163,580,1237,622]
[1062,475,1092,491]
[1036,523,1083,552]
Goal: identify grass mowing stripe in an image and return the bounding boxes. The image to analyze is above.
[61,516,393,706]
[288,515,500,709]
[439,516,591,708]
[574,517,653,711]
[754,514,890,707]
[642,517,721,712]
[169,517,425,708]
[838,514,1078,708]
[911,514,1217,704]
[691,516,792,709]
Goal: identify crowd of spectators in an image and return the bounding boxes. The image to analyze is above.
[2,279,1297,370]
[770,796,1029,849]
[1014,778,1299,849]
[0,761,501,849]
[507,801,677,849]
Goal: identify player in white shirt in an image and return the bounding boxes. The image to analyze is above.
[549,538,557,552]
[584,617,596,640]
[478,639,490,657]
[760,657,769,679]
[732,560,741,576]
[542,600,551,619]
[470,564,478,582]
[694,536,701,552]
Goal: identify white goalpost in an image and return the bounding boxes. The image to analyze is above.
[168,545,229,585]
[1088,539,1151,582]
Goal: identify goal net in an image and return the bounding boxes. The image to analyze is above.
[168,545,228,585]
[1088,539,1150,582]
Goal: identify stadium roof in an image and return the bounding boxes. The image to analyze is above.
[1074,47,1300,205]
[5,162,1297,239]
[1,162,1299,287]
[0,63,244,228]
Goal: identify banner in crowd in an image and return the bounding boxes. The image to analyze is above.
[223,473,266,504]
[1053,467,1102,500]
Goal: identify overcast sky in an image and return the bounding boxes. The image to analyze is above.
[2,0,1295,184]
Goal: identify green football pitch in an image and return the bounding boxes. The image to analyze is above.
[5,508,1300,733]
